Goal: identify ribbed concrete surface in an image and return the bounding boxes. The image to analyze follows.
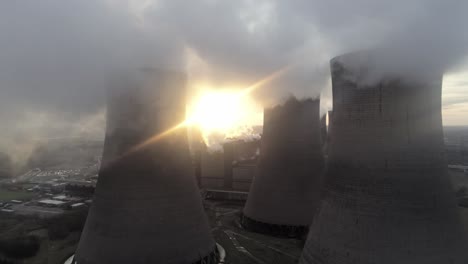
[300,53,468,264]
[243,98,324,227]
[75,68,216,264]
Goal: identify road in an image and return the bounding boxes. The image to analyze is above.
[205,201,303,264]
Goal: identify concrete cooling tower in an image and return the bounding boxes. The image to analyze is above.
[300,52,468,264]
[242,98,324,237]
[75,68,217,264]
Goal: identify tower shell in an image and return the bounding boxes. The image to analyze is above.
[242,98,325,237]
[300,53,468,264]
[75,68,217,264]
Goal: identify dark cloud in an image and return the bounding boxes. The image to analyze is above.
[145,0,468,100]
[2,0,467,117]
[286,0,468,83]
[0,0,184,170]
[0,0,184,117]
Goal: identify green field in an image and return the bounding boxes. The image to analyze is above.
[0,189,35,202]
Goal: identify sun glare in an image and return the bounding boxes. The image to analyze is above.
[187,89,262,138]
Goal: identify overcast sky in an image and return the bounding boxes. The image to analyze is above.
[0,0,467,156]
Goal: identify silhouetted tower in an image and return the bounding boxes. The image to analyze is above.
[461,135,467,163]
[242,98,324,237]
[75,68,217,264]
[191,127,205,187]
[0,152,12,179]
[223,142,234,189]
[320,114,327,147]
[301,52,468,264]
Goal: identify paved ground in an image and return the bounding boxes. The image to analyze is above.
[204,200,303,264]
[205,201,468,264]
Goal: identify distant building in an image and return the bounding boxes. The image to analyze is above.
[198,139,260,191]
[199,150,225,189]
[445,129,468,165]
[70,202,86,210]
[37,199,66,207]
[232,160,257,191]
[225,139,260,191]
[64,181,95,196]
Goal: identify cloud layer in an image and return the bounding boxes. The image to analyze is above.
[1,0,468,167]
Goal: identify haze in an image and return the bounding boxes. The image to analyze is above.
[1,0,468,168]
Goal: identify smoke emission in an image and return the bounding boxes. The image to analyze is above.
[1,0,468,170]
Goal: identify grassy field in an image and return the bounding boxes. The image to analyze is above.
[0,189,36,202]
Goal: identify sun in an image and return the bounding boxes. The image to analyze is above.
[187,89,262,138]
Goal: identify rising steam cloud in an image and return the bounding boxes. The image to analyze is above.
[1,0,468,169]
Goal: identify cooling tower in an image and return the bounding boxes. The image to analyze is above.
[191,127,204,187]
[300,53,468,264]
[242,98,324,237]
[75,68,217,264]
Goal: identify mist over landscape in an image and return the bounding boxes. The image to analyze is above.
[1,0,467,140]
[1,1,468,168]
[1,1,468,264]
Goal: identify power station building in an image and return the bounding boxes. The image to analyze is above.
[301,53,468,263]
[242,98,324,237]
[75,68,217,264]
[199,150,225,189]
[196,139,259,192]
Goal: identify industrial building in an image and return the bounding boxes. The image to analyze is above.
[445,127,468,165]
[301,52,468,263]
[199,150,225,189]
[75,68,217,264]
[196,139,259,192]
[242,98,324,237]
[232,159,257,191]
[227,140,260,191]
